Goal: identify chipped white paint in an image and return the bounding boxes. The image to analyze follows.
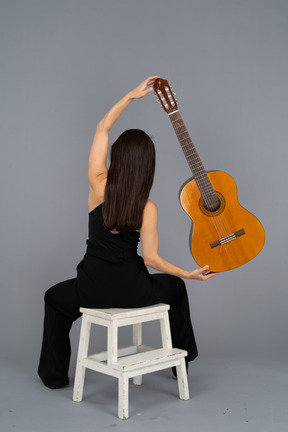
[73,303,189,419]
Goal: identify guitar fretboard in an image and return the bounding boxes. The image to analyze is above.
[169,111,216,202]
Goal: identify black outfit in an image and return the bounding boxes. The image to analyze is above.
[38,204,198,389]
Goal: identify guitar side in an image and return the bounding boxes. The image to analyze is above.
[180,171,265,272]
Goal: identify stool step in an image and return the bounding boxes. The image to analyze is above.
[113,348,187,372]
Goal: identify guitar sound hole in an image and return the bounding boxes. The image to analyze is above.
[199,192,225,217]
[204,195,221,212]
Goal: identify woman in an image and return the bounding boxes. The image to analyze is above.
[38,76,215,389]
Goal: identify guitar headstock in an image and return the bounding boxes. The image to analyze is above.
[153,78,178,114]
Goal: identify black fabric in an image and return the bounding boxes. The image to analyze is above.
[38,204,198,388]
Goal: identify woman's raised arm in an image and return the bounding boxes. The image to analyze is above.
[88,76,160,191]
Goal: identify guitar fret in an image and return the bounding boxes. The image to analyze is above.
[169,112,216,199]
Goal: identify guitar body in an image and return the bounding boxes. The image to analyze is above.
[180,171,265,272]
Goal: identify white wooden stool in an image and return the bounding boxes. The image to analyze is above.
[73,303,189,419]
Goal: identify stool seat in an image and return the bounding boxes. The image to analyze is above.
[80,303,170,319]
[73,303,189,419]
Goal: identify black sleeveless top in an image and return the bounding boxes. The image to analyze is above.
[76,203,151,307]
[85,204,140,263]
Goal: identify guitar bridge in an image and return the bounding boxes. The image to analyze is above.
[210,229,245,248]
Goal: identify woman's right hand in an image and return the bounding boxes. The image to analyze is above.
[129,76,160,100]
[186,266,216,281]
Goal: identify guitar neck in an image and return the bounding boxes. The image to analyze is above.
[168,111,214,198]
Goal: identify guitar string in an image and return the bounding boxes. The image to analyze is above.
[177,118,236,259]
[156,89,234,258]
[179,132,230,240]
[159,94,228,240]
[184,148,233,253]
[183,139,232,245]
[180,135,229,241]
[169,113,231,243]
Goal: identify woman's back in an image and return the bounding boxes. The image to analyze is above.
[88,203,140,252]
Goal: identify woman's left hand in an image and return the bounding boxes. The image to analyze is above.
[129,76,160,99]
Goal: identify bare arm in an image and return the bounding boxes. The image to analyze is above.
[140,201,216,281]
[88,76,160,190]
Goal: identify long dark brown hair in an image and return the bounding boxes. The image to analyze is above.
[102,129,155,231]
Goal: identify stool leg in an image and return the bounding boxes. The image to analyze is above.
[73,315,91,402]
[176,357,190,401]
[132,323,142,385]
[107,321,118,365]
[160,311,173,349]
[118,374,129,419]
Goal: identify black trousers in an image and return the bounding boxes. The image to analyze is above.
[38,274,198,389]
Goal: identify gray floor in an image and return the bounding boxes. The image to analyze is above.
[1,354,287,432]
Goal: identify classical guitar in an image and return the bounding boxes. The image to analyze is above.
[154,78,265,272]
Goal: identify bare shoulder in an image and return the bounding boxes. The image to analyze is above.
[144,199,158,215]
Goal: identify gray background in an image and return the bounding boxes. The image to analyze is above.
[1,0,287,429]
